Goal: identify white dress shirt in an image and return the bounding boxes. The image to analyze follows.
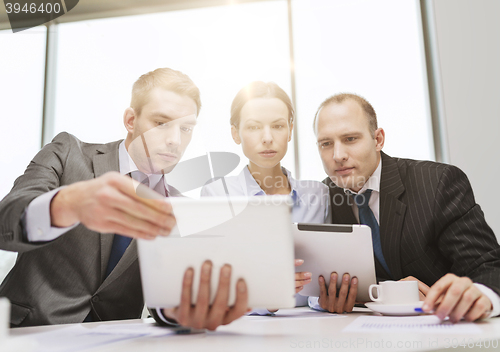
[310,159,500,318]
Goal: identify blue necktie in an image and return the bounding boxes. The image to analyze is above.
[84,172,150,322]
[353,189,392,278]
[105,171,149,277]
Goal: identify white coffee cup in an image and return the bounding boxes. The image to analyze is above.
[369,281,419,304]
[0,298,9,341]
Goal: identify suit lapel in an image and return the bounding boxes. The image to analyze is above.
[323,177,357,224]
[98,239,138,292]
[332,190,358,225]
[92,141,128,281]
[379,152,406,279]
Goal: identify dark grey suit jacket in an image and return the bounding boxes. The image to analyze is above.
[324,152,500,295]
[0,132,166,327]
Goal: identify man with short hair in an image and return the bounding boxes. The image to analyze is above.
[0,68,248,329]
[312,93,500,322]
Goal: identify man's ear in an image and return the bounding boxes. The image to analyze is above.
[231,125,241,145]
[374,127,385,151]
[123,107,137,133]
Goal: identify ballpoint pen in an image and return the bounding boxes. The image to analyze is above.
[414,307,492,318]
[414,307,431,313]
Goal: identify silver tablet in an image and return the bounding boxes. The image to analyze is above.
[138,196,296,309]
[293,223,377,302]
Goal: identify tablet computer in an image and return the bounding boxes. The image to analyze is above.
[293,223,377,302]
[138,196,296,309]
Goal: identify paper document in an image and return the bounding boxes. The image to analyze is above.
[343,315,482,334]
[30,320,176,352]
[245,307,347,320]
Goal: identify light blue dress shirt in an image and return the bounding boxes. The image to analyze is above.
[201,166,331,224]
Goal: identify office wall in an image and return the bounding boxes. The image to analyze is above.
[432,0,500,239]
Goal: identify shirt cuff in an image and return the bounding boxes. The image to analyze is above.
[474,283,500,318]
[155,308,181,326]
[25,187,79,242]
[308,296,327,312]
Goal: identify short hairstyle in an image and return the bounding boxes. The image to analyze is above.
[131,68,201,116]
[230,81,294,128]
[313,93,377,136]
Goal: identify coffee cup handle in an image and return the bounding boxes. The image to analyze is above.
[369,284,381,302]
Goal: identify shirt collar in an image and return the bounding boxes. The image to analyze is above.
[118,141,164,188]
[238,165,299,199]
[343,157,382,195]
[239,166,265,196]
[281,167,300,202]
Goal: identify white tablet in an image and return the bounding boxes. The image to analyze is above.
[138,196,296,309]
[293,223,377,302]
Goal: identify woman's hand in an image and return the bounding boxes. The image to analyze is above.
[295,259,312,293]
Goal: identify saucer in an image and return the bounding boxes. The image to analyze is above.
[365,301,424,316]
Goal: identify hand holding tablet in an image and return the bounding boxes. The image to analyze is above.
[295,259,312,293]
[293,223,377,303]
[161,261,249,331]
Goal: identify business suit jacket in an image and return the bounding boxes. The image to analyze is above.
[324,152,500,295]
[0,132,170,327]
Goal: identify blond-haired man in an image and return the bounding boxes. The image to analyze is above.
[0,68,248,329]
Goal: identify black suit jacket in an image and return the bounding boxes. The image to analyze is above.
[324,152,500,295]
[0,132,174,327]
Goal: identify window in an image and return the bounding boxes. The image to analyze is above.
[54,1,294,195]
[292,0,433,181]
[1,0,435,281]
[0,26,46,198]
[0,26,46,282]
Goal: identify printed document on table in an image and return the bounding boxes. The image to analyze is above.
[343,315,482,334]
[29,320,176,352]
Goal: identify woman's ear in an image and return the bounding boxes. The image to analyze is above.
[231,125,241,145]
[288,122,294,142]
[123,107,137,133]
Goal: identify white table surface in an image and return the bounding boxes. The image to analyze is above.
[8,307,500,352]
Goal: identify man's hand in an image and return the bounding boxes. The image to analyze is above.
[318,272,357,313]
[400,276,430,300]
[162,261,249,331]
[50,172,175,239]
[295,259,312,293]
[423,273,492,322]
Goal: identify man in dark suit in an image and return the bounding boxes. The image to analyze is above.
[312,93,500,322]
[0,68,248,329]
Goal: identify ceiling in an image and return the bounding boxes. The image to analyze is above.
[0,0,269,31]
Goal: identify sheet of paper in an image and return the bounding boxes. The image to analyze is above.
[244,307,348,320]
[343,315,482,334]
[92,322,179,337]
[30,321,176,352]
